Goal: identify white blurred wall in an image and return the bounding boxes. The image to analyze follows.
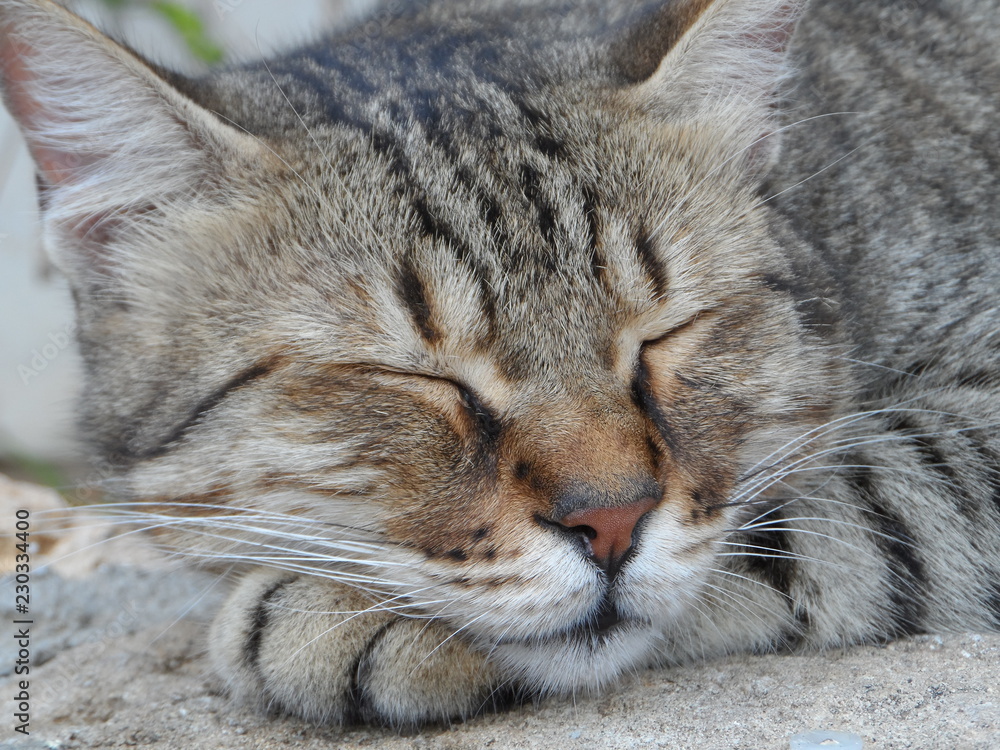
[0,0,369,462]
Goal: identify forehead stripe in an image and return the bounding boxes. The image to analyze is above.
[635,225,669,300]
[397,258,441,345]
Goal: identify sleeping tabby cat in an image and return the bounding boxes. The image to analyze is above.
[2,0,999,729]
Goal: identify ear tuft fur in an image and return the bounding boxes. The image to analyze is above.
[0,0,266,278]
[623,0,805,171]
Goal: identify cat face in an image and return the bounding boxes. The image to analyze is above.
[0,0,845,692]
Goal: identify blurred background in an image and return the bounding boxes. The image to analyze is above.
[0,0,371,492]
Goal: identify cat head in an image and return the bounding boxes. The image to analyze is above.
[0,0,844,691]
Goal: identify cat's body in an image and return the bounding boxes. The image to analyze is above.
[1,0,999,729]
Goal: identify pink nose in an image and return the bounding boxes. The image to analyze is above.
[556,497,658,569]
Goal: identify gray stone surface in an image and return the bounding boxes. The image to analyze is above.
[0,565,225,677]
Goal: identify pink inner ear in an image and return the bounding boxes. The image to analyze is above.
[32,142,93,189]
[747,2,801,56]
[0,33,42,125]
[0,30,89,188]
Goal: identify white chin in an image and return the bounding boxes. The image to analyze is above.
[487,621,659,694]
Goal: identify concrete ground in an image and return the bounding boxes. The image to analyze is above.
[1,476,997,750]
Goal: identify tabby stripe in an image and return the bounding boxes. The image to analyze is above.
[886,414,983,517]
[759,273,797,296]
[243,576,297,675]
[870,500,928,636]
[536,133,566,159]
[966,431,1000,514]
[271,64,415,181]
[273,63,503,342]
[582,186,606,285]
[515,99,548,129]
[515,93,567,159]
[271,66,346,123]
[411,196,499,339]
[412,196,439,239]
[519,163,559,251]
[412,194,479,267]
[845,466,928,636]
[738,510,796,604]
[986,583,1000,629]
[137,360,276,460]
[299,50,377,96]
[346,619,401,723]
[396,258,441,345]
[412,90,453,153]
[861,22,1000,178]
[275,64,413,182]
[635,226,668,299]
[632,359,681,457]
[885,415,959,481]
[400,89,516,258]
[954,368,1000,389]
[454,166,513,252]
[758,272,839,330]
[372,130,412,179]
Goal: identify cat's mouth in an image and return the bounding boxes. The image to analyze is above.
[495,593,649,648]
[569,596,631,641]
[487,592,659,694]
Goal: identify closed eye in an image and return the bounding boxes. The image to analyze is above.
[631,355,655,413]
[631,312,707,408]
[456,381,502,445]
[364,365,501,444]
[642,313,703,348]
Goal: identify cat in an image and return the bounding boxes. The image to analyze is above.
[2,0,999,730]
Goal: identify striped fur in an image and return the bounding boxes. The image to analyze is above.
[1,0,999,729]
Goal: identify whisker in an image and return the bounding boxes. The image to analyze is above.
[650,111,859,240]
[736,516,919,554]
[409,609,495,674]
[145,568,234,647]
[754,139,872,208]
[280,586,464,665]
[706,566,790,600]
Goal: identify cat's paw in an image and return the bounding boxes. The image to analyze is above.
[210,569,505,727]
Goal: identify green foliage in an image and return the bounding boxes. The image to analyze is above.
[150,2,224,64]
[0,453,69,492]
[98,0,224,64]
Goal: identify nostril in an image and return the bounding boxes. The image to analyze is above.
[535,515,596,542]
[569,524,598,541]
[537,496,658,572]
[534,517,599,560]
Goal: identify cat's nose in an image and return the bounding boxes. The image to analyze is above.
[551,496,658,574]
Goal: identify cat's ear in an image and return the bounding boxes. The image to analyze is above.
[614,0,803,171]
[0,0,267,280]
